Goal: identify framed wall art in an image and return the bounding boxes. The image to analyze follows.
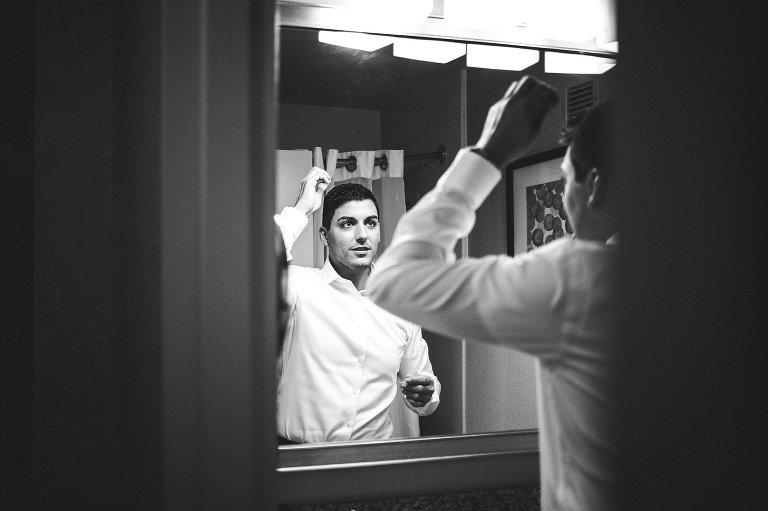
[507,146,574,256]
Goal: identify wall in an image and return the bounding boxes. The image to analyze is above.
[113,1,164,508]
[381,70,467,437]
[33,1,125,508]
[279,103,381,151]
[617,3,767,509]
[28,2,278,509]
[3,2,35,508]
[464,68,538,433]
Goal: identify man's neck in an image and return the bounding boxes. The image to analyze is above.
[329,258,370,290]
[574,214,618,243]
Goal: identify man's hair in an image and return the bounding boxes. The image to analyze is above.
[321,182,380,230]
[559,100,615,184]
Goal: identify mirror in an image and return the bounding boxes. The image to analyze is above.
[274,1,617,452]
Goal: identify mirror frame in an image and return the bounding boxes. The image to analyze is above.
[277,430,540,505]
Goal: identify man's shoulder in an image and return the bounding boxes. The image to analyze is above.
[286,264,324,286]
[287,263,322,274]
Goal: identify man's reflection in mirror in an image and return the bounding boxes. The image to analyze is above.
[273,168,441,444]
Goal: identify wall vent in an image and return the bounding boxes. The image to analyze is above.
[565,80,596,128]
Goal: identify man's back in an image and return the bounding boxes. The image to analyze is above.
[521,238,618,511]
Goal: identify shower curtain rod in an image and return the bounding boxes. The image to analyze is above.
[330,145,447,172]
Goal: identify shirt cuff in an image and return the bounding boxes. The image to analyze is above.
[275,206,308,234]
[436,148,502,210]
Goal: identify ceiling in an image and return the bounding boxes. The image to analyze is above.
[277,27,467,110]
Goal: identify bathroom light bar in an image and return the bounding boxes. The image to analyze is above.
[318,31,394,52]
[393,38,466,64]
[466,44,539,71]
[544,52,615,74]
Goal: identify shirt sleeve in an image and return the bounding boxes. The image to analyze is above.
[367,149,562,356]
[397,323,441,416]
[273,206,309,262]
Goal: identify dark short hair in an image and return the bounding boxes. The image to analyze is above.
[559,100,615,184]
[321,183,380,230]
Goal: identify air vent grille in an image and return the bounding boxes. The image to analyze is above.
[566,81,595,128]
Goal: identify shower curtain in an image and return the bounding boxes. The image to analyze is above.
[313,147,419,438]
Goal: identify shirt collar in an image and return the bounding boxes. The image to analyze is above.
[321,258,342,284]
[321,259,375,294]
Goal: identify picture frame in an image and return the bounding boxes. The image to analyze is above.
[507,146,570,256]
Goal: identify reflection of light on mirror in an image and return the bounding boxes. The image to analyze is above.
[444,0,528,31]
[466,44,539,71]
[344,0,434,26]
[393,38,466,63]
[281,1,618,55]
[597,39,618,52]
[544,51,615,74]
[527,0,615,44]
[317,30,394,51]
[596,30,618,52]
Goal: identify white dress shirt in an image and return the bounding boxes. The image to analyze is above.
[367,149,619,511]
[274,206,440,443]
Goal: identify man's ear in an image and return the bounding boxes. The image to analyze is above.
[319,226,328,247]
[586,167,605,209]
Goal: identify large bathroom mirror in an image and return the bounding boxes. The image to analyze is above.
[274,0,617,504]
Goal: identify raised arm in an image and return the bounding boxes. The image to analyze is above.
[273,166,331,261]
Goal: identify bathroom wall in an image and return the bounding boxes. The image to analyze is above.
[381,70,467,436]
[279,103,381,151]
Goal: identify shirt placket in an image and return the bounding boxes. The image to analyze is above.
[341,289,368,438]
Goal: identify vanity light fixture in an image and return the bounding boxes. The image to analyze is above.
[317,30,394,52]
[544,51,616,74]
[392,38,466,64]
[466,44,539,71]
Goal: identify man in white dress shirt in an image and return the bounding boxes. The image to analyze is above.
[274,174,441,444]
[367,77,619,510]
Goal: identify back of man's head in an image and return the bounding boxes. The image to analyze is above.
[560,100,616,185]
[321,183,380,229]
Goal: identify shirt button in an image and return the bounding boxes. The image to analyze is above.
[352,388,358,395]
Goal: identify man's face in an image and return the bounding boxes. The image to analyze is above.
[320,199,380,272]
[561,147,590,236]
